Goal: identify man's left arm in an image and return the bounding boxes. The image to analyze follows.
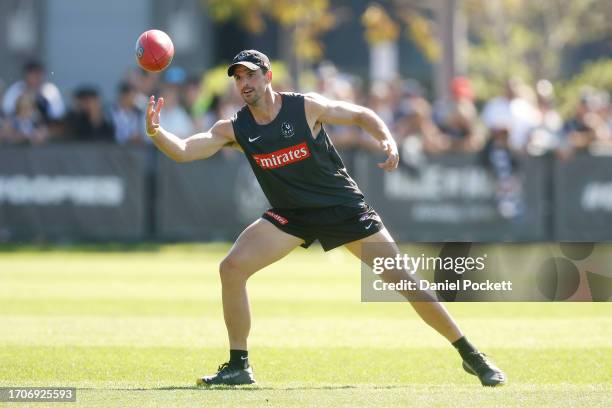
[304,92,399,171]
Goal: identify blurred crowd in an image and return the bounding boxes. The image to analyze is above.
[313,63,612,161]
[1,60,612,164]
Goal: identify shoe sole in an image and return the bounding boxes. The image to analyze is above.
[196,378,256,386]
[462,361,506,387]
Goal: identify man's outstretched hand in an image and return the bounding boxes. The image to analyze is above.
[378,139,399,172]
[146,95,164,137]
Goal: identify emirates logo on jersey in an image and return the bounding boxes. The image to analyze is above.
[252,142,311,170]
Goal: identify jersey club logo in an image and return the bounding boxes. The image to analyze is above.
[281,122,294,138]
[252,142,311,170]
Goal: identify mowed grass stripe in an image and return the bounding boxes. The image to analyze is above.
[0,346,609,385]
[65,385,612,408]
[1,251,610,316]
[0,284,360,302]
[1,298,610,318]
[0,245,351,277]
[0,254,359,301]
[1,245,610,407]
[0,316,610,349]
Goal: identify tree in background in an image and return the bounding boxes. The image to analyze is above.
[556,59,612,117]
[206,0,335,87]
[204,0,612,113]
[365,0,612,111]
[361,3,400,81]
[205,0,437,85]
[465,0,612,102]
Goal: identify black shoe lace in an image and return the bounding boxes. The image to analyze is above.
[216,362,231,374]
[468,352,492,372]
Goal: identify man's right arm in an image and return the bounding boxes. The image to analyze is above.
[146,96,237,162]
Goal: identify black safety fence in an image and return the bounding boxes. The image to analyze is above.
[352,152,551,242]
[0,144,610,243]
[156,152,261,241]
[0,144,148,241]
[553,154,612,242]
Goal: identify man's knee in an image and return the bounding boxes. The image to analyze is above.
[219,255,250,283]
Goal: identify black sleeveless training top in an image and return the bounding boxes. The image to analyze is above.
[231,92,364,209]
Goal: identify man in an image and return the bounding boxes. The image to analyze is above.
[110,82,146,145]
[2,60,65,123]
[145,50,506,387]
[65,86,114,142]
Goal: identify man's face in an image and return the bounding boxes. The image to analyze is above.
[83,95,102,115]
[25,69,44,89]
[120,90,135,107]
[233,66,270,105]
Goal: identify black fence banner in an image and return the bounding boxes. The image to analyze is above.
[156,152,269,241]
[0,144,147,241]
[554,153,612,241]
[353,153,550,242]
[3,145,612,243]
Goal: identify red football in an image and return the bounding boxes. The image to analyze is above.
[135,29,174,72]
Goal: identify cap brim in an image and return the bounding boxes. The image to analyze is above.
[227,62,260,77]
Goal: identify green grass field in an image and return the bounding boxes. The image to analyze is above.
[0,244,610,407]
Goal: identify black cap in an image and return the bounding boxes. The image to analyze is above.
[227,50,271,77]
[74,85,100,99]
[23,60,44,73]
[118,81,135,95]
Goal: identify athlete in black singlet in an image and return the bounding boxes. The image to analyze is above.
[145,50,506,387]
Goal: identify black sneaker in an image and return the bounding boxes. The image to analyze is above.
[462,352,507,387]
[196,362,256,386]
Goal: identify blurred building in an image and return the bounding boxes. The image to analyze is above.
[0,0,436,102]
[0,0,213,102]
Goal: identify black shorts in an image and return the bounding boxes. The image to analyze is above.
[261,201,385,251]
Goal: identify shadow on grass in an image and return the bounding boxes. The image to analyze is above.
[94,384,421,392]
[0,242,234,253]
[0,242,164,253]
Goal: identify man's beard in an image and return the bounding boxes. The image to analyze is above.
[244,92,260,106]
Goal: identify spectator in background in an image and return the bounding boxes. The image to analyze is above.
[592,90,612,146]
[218,82,244,120]
[315,61,360,103]
[6,92,49,145]
[126,67,161,110]
[64,86,114,142]
[433,76,484,153]
[157,67,193,139]
[202,94,222,131]
[315,63,373,151]
[2,61,65,129]
[394,79,448,159]
[369,80,396,128]
[563,88,609,151]
[526,79,563,156]
[481,78,540,154]
[603,91,612,131]
[182,76,205,133]
[202,86,243,160]
[110,81,145,145]
[560,87,610,158]
[481,117,524,220]
[0,78,8,144]
[0,118,10,145]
